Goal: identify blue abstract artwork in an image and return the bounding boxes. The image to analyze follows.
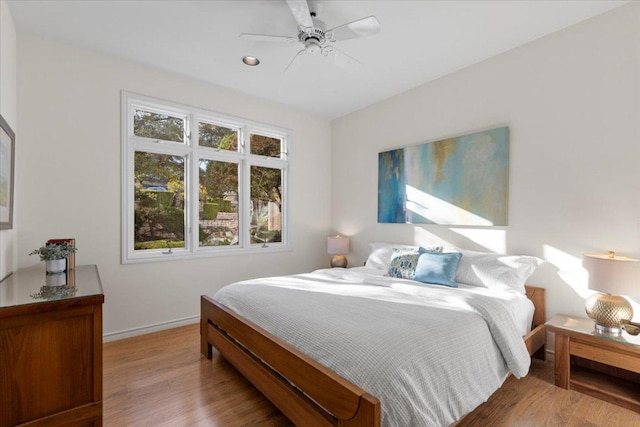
[378,127,509,226]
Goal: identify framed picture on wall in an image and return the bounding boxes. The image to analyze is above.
[0,114,15,230]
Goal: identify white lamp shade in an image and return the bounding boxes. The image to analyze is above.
[327,236,350,255]
[583,252,640,296]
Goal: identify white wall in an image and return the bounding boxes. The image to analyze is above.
[332,3,640,324]
[13,3,640,341]
[0,0,17,281]
[16,34,332,337]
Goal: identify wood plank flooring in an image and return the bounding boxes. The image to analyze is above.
[104,324,640,426]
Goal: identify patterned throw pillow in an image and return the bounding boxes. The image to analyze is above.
[387,246,442,279]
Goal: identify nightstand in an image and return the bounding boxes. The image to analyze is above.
[546,314,640,413]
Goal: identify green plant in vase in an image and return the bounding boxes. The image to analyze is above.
[29,243,77,274]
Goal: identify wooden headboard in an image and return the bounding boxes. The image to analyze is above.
[525,285,546,328]
[524,285,546,360]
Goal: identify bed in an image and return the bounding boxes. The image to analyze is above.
[200,247,546,427]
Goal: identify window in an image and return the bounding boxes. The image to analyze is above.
[198,159,239,247]
[199,121,238,151]
[122,93,290,263]
[134,152,186,250]
[133,109,186,143]
[250,133,282,158]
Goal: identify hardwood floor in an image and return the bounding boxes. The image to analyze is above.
[104,324,640,426]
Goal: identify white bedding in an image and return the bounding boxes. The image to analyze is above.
[213,267,534,427]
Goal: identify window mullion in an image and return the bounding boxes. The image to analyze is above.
[240,125,248,155]
[248,156,287,169]
[189,114,199,253]
[239,157,249,249]
[182,152,190,253]
[280,165,288,246]
[125,144,136,259]
[193,153,201,252]
[239,126,248,248]
[198,150,243,163]
[131,140,190,157]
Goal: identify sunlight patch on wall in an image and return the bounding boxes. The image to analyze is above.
[543,244,590,297]
[406,185,493,226]
[413,227,445,247]
[413,227,506,254]
[450,228,506,253]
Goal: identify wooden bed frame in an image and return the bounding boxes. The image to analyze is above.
[201,285,546,427]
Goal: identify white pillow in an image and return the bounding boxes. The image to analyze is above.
[365,242,442,271]
[453,248,542,294]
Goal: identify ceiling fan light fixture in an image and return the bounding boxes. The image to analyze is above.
[240,0,381,74]
[242,56,260,66]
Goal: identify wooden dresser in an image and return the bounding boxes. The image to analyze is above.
[0,265,104,427]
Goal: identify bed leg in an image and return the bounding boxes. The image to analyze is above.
[339,393,380,427]
[201,319,213,359]
[200,296,213,359]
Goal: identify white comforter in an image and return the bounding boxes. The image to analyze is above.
[213,267,533,427]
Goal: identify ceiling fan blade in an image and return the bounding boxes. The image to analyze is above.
[240,33,298,43]
[327,16,381,41]
[286,0,314,30]
[284,49,308,74]
[327,46,361,74]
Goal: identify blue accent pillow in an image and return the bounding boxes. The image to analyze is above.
[387,246,442,279]
[413,252,463,287]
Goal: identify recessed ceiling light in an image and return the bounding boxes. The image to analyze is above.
[242,56,260,66]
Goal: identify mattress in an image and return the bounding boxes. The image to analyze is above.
[213,267,534,426]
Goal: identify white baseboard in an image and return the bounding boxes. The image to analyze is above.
[103,315,199,342]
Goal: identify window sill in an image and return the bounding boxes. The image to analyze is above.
[122,244,292,264]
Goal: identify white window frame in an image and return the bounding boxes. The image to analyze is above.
[121,92,291,263]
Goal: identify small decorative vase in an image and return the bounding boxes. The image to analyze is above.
[45,258,66,274]
[45,272,67,286]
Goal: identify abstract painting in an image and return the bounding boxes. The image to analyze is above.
[378,127,509,226]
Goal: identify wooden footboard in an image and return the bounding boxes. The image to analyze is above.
[200,295,381,427]
[201,285,546,426]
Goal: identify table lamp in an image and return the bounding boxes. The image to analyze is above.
[327,235,350,268]
[583,251,640,335]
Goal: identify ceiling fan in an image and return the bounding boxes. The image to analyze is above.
[240,0,381,74]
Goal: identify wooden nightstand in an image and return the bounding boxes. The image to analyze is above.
[546,314,640,413]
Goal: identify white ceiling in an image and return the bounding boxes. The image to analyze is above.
[8,0,629,119]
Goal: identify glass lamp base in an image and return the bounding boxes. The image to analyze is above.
[594,323,623,335]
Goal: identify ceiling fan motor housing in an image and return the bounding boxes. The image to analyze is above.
[299,13,328,46]
[299,27,325,43]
